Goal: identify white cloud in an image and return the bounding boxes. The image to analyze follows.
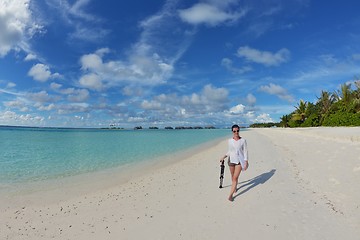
[237,46,290,66]
[79,46,175,89]
[258,104,295,116]
[245,111,255,119]
[203,84,228,102]
[24,53,37,61]
[50,82,62,91]
[80,51,107,70]
[229,104,245,114]
[28,63,61,82]
[221,58,252,74]
[246,93,256,106]
[140,84,229,116]
[253,113,273,123]
[50,82,89,102]
[132,2,190,82]
[259,83,295,102]
[0,0,43,57]
[127,116,146,123]
[79,73,103,91]
[232,111,273,124]
[4,99,29,112]
[122,86,144,97]
[26,90,54,103]
[59,87,76,95]
[57,103,89,114]
[76,1,197,90]
[46,0,108,43]
[6,82,16,88]
[70,26,109,43]
[36,103,56,111]
[178,2,247,26]
[3,89,65,117]
[28,64,51,82]
[67,89,89,102]
[69,0,97,22]
[141,100,163,110]
[182,84,228,113]
[0,110,44,125]
[245,21,272,38]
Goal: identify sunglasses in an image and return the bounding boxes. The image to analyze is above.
[232,130,239,133]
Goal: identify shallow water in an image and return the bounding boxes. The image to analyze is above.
[0,127,229,184]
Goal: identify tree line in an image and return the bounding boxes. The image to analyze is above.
[250,80,360,128]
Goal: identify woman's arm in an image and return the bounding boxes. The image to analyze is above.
[220,139,230,162]
[243,139,249,170]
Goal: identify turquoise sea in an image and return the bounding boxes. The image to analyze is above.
[0,126,229,184]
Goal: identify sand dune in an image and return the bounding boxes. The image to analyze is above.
[1,127,359,239]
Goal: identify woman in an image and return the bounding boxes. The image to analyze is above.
[220,124,249,201]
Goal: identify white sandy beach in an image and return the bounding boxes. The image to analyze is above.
[1,127,360,240]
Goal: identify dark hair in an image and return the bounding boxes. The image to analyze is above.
[231,124,240,131]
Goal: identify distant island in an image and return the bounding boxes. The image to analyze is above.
[98,124,219,130]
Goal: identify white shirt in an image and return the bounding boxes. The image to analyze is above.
[226,138,248,168]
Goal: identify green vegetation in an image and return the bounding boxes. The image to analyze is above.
[249,122,280,128]
[251,80,360,128]
[283,81,360,127]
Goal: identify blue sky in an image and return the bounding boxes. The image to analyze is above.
[1,0,360,128]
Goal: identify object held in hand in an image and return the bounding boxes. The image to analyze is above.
[219,160,225,188]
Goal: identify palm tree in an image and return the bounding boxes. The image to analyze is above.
[353,99,360,113]
[317,91,333,115]
[316,90,335,124]
[334,83,353,104]
[292,99,308,122]
[354,79,360,100]
[280,114,290,128]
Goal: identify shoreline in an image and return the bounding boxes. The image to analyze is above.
[0,128,229,185]
[0,135,228,208]
[1,127,359,239]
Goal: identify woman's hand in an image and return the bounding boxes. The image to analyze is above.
[244,161,249,170]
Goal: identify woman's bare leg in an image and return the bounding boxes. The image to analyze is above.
[229,165,242,201]
[229,164,235,178]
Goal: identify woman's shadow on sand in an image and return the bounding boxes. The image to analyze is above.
[227,169,276,200]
